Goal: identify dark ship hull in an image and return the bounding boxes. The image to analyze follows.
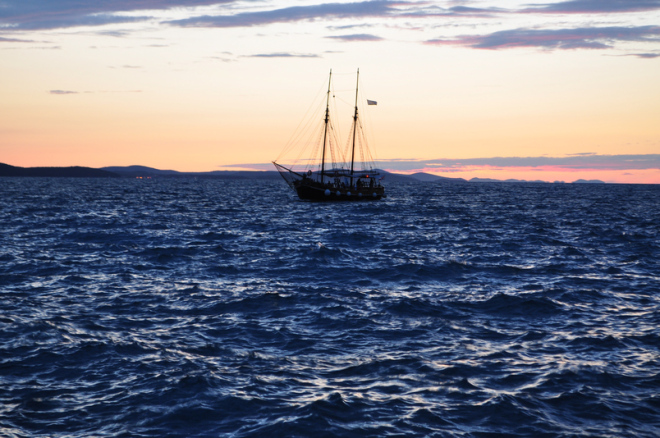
[294,179,384,201]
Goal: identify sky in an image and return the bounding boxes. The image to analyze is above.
[1,0,659,183]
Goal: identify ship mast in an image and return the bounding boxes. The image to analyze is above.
[320,69,332,184]
[349,68,359,188]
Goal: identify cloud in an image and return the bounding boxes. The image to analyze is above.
[94,30,133,38]
[48,89,142,94]
[0,0,232,30]
[401,4,502,18]
[106,64,143,69]
[3,13,153,31]
[0,1,504,33]
[380,155,660,171]
[1,45,61,50]
[630,52,660,58]
[0,36,37,42]
[0,0,406,32]
[327,23,374,30]
[167,1,398,28]
[522,0,660,14]
[326,33,383,41]
[426,26,660,50]
[247,53,320,58]
[2,0,659,59]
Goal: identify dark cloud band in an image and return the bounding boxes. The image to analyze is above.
[166,1,396,28]
[226,155,660,172]
[523,0,660,14]
[2,0,659,56]
[0,1,233,30]
[426,26,660,50]
[379,155,660,171]
[326,33,383,41]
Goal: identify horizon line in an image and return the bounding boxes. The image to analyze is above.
[4,162,660,185]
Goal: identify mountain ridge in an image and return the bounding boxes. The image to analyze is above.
[0,163,119,178]
[0,163,607,184]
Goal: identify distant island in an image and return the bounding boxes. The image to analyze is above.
[0,163,607,184]
[572,179,606,184]
[0,163,119,178]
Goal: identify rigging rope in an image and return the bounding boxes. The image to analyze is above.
[274,71,380,176]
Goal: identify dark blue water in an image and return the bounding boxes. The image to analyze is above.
[1,178,659,437]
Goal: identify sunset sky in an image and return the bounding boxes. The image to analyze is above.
[1,0,659,183]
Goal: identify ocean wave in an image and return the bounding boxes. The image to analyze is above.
[1,179,659,437]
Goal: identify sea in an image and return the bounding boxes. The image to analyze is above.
[1,177,659,438]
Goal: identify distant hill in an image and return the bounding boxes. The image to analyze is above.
[101,165,180,177]
[572,179,605,184]
[470,178,500,183]
[101,166,282,180]
[365,170,465,183]
[408,172,467,183]
[470,177,608,184]
[101,166,426,182]
[375,171,417,183]
[0,163,119,178]
[470,177,548,183]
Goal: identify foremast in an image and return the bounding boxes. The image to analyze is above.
[349,68,359,188]
[320,69,332,185]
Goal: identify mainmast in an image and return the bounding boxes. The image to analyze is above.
[349,68,359,187]
[320,69,332,184]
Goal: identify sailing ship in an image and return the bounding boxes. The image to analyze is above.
[273,69,385,201]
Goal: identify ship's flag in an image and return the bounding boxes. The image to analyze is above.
[367,99,377,105]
